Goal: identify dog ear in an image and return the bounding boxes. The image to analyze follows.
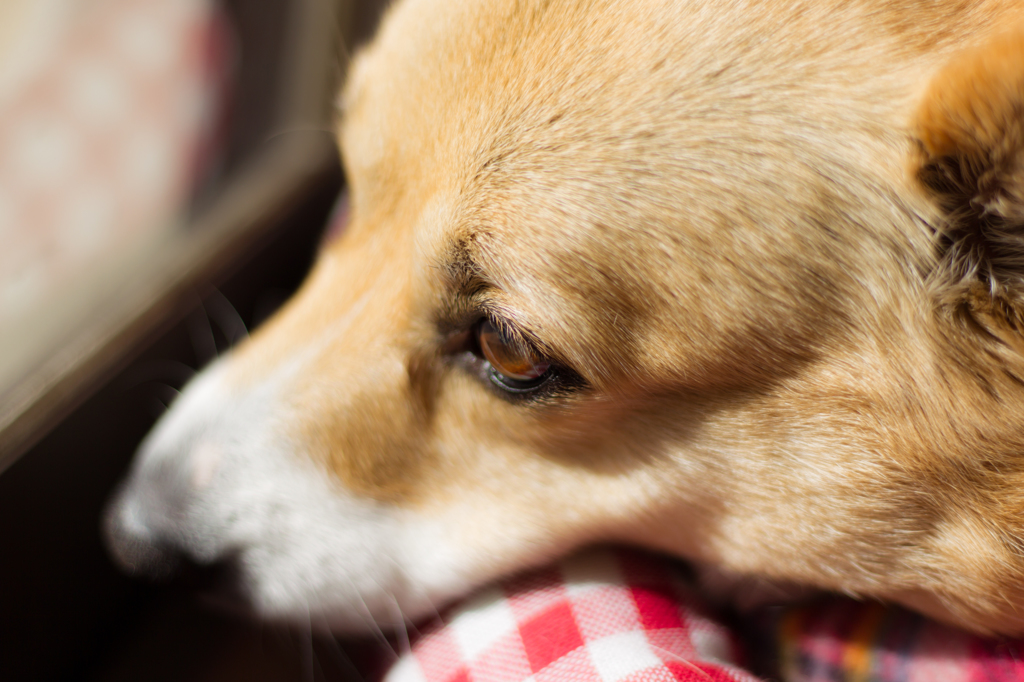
[914,24,1024,325]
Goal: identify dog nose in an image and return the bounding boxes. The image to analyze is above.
[103,489,182,580]
[103,435,213,578]
[103,493,241,595]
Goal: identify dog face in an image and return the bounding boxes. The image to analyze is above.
[107,0,1024,635]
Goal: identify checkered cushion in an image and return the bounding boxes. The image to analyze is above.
[384,549,762,682]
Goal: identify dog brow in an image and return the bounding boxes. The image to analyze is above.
[439,234,490,292]
[433,235,491,328]
[434,232,542,345]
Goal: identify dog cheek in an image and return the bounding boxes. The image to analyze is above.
[287,366,443,505]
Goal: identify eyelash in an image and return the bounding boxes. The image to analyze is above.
[444,316,583,401]
[476,318,553,393]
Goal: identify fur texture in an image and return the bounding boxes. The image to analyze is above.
[108,0,1024,636]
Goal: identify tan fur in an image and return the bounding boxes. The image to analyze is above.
[225,0,1024,634]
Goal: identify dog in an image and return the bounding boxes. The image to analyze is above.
[106,0,1024,637]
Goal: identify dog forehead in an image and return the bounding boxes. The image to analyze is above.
[345,0,925,164]
[344,0,920,256]
[343,0,749,201]
[337,0,978,386]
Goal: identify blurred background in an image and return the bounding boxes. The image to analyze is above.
[0,0,392,679]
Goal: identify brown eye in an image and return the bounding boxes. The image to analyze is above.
[477,319,551,388]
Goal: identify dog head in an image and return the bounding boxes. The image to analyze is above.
[107,0,1024,635]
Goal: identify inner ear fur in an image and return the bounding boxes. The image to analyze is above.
[914,23,1024,325]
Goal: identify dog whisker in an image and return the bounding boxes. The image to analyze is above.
[145,384,180,418]
[385,592,411,655]
[119,359,197,392]
[149,398,168,418]
[152,383,181,403]
[186,299,218,366]
[382,553,445,627]
[316,611,367,682]
[346,578,399,662]
[204,288,249,347]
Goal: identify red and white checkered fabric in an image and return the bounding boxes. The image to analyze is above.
[385,549,763,682]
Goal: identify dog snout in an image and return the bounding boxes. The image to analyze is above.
[103,440,212,578]
[103,482,183,579]
[104,479,243,591]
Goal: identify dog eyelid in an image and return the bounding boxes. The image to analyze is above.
[478,319,551,383]
[436,296,577,395]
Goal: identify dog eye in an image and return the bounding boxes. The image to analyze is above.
[476,320,552,391]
